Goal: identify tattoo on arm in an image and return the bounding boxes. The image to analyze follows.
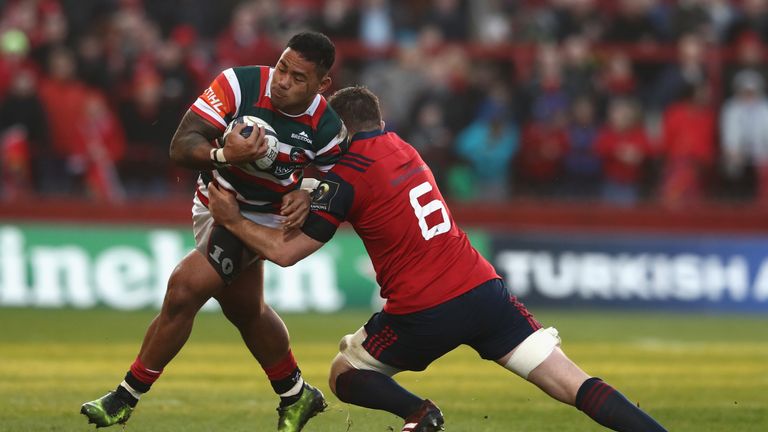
[169,110,224,169]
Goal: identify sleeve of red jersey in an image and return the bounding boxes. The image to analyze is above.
[301,171,354,243]
[190,68,241,132]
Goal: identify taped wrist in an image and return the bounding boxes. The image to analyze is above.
[210,148,228,167]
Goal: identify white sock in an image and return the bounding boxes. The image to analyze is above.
[120,380,143,400]
[279,376,304,398]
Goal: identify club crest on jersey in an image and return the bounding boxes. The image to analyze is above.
[291,131,313,144]
[311,180,339,211]
[289,147,307,162]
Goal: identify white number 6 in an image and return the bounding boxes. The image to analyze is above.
[409,181,451,240]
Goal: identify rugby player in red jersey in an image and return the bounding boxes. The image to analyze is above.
[206,86,668,432]
[81,32,347,432]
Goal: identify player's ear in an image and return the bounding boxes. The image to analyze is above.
[318,75,332,94]
[380,120,385,131]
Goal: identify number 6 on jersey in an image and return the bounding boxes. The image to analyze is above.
[409,181,451,240]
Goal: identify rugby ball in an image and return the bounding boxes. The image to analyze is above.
[222,115,279,172]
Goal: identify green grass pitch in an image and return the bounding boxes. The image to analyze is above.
[0,308,766,431]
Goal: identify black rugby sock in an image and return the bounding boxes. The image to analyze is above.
[575,377,667,432]
[335,369,423,419]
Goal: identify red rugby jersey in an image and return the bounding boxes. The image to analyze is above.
[302,130,499,314]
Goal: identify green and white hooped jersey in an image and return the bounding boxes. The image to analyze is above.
[191,65,348,213]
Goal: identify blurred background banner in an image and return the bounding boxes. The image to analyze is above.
[3,223,765,312]
[494,232,768,312]
[0,223,375,312]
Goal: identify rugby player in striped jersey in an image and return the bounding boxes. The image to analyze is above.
[81,32,346,432]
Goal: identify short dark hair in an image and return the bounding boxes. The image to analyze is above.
[286,32,335,76]
[328,86,382,133]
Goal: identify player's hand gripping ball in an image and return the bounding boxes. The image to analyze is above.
[222,115,279,172]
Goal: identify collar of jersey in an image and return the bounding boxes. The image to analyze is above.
[351,129,386,142]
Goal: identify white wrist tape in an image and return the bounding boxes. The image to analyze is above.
[210,148,227,164]
[300,178,321,192]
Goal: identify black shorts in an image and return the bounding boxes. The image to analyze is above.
[361,278,542,372]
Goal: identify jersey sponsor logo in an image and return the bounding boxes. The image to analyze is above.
[291,131,313,144]
[311,180,340,211]
[203,87,224,113]
[272,164,296,177]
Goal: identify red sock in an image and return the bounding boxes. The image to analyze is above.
[262,351,302,396]
[126,357,163,392]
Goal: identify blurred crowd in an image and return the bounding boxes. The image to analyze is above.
[2,0,768,207]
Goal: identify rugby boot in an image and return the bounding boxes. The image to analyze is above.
[80,391,134,428]
[276,382,328,431]
[402,399,445,432]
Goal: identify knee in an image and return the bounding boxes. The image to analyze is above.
[222,301,266,331]
[329,353,352,397]
[163,270,212,318]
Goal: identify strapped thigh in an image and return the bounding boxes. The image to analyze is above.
[339,326,403,377]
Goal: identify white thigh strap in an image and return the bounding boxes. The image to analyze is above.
[339,326,402,377]
[504,327,561,379]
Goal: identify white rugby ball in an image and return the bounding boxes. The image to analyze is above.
[222,115,279,172]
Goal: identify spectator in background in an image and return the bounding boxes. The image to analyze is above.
[552,0,604,42]
[650,33,707,111]
[706,0,737,42]
[404,99,453,189]
[359,0,394,49]
[168,24,212,91]
[37,46,93,195]
[361,41,428,131]
[722,31,768,99]
[721,70,768,204]
[599,51,637,99]
[562,34,599,100]
[117,71,177,197]
[0,67,50,195]
[0,28,34,99]
[425,0,467,41]
[668,0,712,39]
[76,94,126,202]
[724,0,768,43]
[516,107,569,197]
[38,46,126,200]
[604,0,665,100]
[658,83,716,206]
[215,1,280,69]
[216,1,282,69]
[595,98,653,206]
[455,82,519,201]
[522,43,570,123]
[75,32,112,91]
[563,96,601,198]
[604,0,665,43]
[315,0,359,39]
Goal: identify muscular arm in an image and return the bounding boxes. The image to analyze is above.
[169,110,268,169]
[208,182,325,266]
[169,110,222,169]
[227,217,324,267]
